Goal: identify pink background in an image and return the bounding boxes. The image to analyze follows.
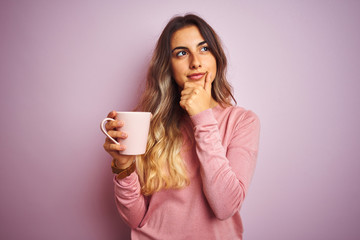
[1,1,359,239]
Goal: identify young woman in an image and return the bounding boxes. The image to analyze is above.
[103,14,260,240]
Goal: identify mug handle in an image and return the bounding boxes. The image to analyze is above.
[100,118,120,145]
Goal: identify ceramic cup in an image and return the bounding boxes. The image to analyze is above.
[100,112,151,155]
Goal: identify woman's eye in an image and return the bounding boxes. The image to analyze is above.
[176,51,187,57]
[201,46,209,52]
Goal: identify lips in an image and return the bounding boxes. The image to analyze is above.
[187,72,205,80]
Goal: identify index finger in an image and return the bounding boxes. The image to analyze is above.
[204,72,212,93]
[107,110,116,118]
[105,120,123,131]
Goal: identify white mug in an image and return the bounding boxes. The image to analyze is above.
[100,112,151,155]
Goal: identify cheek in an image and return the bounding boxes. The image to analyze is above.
[171,64,184,87]
[208,58,217,79]
[171,61,186,79]
[203,55,217,70]
[171,66,180,77]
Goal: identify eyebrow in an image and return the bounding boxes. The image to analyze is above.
[171,41,207,53]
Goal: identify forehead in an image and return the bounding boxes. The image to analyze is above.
[170,25,205,48]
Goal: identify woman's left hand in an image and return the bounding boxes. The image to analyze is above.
[180,72,213,116]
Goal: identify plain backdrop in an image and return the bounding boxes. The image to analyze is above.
[1,0,359,239]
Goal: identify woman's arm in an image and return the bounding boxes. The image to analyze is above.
[113,172,148,228]
[190,108,260,220]
[102,111,148,227]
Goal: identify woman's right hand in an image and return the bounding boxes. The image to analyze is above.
[103,111,135,169]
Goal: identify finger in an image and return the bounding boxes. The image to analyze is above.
[103,140,126,151]
[105,119,124,131]
[179,99,187,110]
[180,88,194,97]
[107,110,117,118]
[109,143,126,151]
[180,96,195,106]
[107,130,128,139]
[204,72,212,94]
[106,147,131,164]
[181,85,202,96]
[180,94,191,101]
[105,137,120,145]
[106,147,121,159]
[180,91,200,101]
[183,81,201,89]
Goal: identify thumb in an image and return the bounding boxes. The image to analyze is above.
[204,72,212,94]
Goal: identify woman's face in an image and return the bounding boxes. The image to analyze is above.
[170,25,217,89]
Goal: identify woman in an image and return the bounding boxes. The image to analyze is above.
[103,14,260,240]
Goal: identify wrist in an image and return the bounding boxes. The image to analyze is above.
[114,156,135,169]
[111,159,136,180]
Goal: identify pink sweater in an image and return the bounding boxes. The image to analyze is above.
[113,105,260,240]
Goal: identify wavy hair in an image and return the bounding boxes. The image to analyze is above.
[135,14,236,195]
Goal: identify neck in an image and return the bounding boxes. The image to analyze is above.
[210,98,218,108]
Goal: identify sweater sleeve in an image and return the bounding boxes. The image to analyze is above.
[190,107,260,220]
[113,172,148,228]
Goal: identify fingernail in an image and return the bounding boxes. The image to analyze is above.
[121,132,127,138]
[118,120,124,126]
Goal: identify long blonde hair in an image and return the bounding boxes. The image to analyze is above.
[135,14,236,195]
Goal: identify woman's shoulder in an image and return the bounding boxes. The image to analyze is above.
[215,104,258,118]
[214,104,260,128]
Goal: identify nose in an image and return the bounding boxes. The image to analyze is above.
[190,54,201,69]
